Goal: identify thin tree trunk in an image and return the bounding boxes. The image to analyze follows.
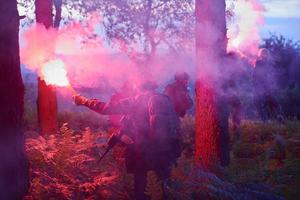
[0,1,29,198]
[54,0,62,28]
[195,0,229,172]
[143,0,157,68]
[35,0,58,135]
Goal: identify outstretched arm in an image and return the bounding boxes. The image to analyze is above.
[73,95,106,114]
[73,94,134,115]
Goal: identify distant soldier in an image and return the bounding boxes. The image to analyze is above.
[163,71,193,118]
[253,48,281,121]
[73,80,180,200]
[163,71,193,164]
[223,52,242,140]
[225,79,242,139]
[217,52,243,166]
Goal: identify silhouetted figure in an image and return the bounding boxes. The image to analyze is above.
[163,71,193,118]
[163,72,193,165]
[73,80,180,200]
[222,79,242,140]
[253,48,281,121]
[217,53,243,166]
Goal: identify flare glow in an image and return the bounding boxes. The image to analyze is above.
[41,59,70,87]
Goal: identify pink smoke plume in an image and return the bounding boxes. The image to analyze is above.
[20,13,138,89]
[227,0,265,59]
[20,12,196,91]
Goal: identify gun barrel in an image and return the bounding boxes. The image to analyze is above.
[98,147,111,163]
[97,131,123,164]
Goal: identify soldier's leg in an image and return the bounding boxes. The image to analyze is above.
[257,97,267,121]
[155,164,172,199]
[232,107,241,140]
[134,170,149,200]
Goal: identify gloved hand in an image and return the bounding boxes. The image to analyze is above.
[72,94,88,106]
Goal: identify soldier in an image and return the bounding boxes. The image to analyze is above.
[163,71,193,165]
[217,52,243,166]
[109,81,137,127]
[224,52,242,140]
[73,80,180,200]
[163,71,193,118]
[253,48,280,121]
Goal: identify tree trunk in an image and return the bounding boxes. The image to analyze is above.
[54,0,62,28]
[0,1,29,198]
[143,0,154,68]
[195,0,229,172]
[35,0,58,135]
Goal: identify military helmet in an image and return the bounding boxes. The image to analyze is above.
[140,80,158,91]
[175,71,190,81]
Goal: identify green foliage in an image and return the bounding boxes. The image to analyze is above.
[64,0,195,62]
[262,33,300,71]
[279,86,300,119]
[225,120,300,200]
[260,34,300,119]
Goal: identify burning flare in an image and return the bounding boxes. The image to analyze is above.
[41,59,70,87]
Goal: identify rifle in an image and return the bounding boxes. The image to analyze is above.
[97,116,134,164]
[97,133,120,164]
[98,146,111,163]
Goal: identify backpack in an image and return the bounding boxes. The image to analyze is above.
[122,93,182,172]
[148,94,182,160]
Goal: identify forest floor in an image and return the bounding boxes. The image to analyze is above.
[23,113,300,200]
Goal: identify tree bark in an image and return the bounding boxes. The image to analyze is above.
[0,1,29,198]
[195,0,229,172]
[35,0,58,135]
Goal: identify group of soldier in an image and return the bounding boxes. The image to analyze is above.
[71,48,280,200]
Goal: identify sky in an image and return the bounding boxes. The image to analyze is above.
[260,0,300,41]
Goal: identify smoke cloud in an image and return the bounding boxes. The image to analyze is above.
[20,13,196,95]
[227,0,265,60]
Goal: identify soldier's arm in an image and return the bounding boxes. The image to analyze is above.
[73,95,106,114]
[74,95,134,115]
[84,99,107,114]
[101,97,134,115]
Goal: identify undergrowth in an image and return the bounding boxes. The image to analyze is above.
[23,116,299,199]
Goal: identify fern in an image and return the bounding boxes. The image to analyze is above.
[145,171,163,200]
[25,119,289,200]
